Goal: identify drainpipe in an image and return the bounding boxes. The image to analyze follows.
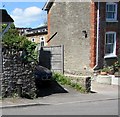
[93,1,100,70]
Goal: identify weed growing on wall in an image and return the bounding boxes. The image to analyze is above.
[53,73,86,93]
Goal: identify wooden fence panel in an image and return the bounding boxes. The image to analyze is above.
[39,45,64,74]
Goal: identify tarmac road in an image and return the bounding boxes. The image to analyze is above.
[2,98,118,115]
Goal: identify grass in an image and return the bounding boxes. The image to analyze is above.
[53,72,86,93]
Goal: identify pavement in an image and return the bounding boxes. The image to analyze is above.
[0,80,119,109]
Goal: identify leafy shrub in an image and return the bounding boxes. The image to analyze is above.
[101,67,110,72]
[2,23,38,64]
[101,59,120,74]
[114,61,120,71]
[53,73,86,93]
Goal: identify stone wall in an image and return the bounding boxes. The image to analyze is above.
[0,38,2,97]
[48,2,92,75]
[2,48,36,98]
[65,74,91,93]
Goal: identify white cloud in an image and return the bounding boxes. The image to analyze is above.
[11,6,42,27]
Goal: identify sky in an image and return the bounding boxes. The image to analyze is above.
[1,1,48,28]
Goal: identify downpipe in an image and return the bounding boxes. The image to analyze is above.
[93,1,100,70]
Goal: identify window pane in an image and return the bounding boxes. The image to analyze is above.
[107,4,115,12]
[105,32,116,54]
[41,41,44,47]
[105,44,114,54]
[106,12,115,19]
[109,38,114,43]
[106,3,117,20]
[106,5,109,11]
[106,34,114,43]
[109,34,114,43]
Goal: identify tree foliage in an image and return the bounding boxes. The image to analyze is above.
[2,23,38,63]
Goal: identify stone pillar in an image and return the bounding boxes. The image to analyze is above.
[85,77,91,93]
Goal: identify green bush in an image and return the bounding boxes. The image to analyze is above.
[53,73,86,93]
[2,23,38,64]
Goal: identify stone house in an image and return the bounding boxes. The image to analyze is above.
[16,27,31,36]
[17,26,48,47]
[25,25,48,47]
[43,1,120,75]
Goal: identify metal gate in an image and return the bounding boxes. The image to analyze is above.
[39,45,64,74]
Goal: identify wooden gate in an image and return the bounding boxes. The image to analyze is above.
[39,45,64,74]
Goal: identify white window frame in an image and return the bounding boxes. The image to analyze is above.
[40,36,45,47]
[106,2,117,22]
[104,31,117,58]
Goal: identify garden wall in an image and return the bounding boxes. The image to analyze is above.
[2,48,36,98]
[65,74,91,92]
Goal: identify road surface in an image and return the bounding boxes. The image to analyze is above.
[2,98,118,115]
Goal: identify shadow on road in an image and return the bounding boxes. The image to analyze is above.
[36,80,68,97]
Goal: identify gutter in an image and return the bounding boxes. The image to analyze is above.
[93,1,100,70]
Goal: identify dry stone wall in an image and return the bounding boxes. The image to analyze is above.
[2,48,36,98]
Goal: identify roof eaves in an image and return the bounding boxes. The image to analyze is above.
[27,25,47,32]
[26,31,48,36]
[0,9,14,23]
[42,0,55,11]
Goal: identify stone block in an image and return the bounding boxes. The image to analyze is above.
[68,76,91,92]
[111,75,120,86]
[96,75,111,85]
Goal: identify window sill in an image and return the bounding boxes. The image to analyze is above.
[104,54,117,59]
[106,20,118,23]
